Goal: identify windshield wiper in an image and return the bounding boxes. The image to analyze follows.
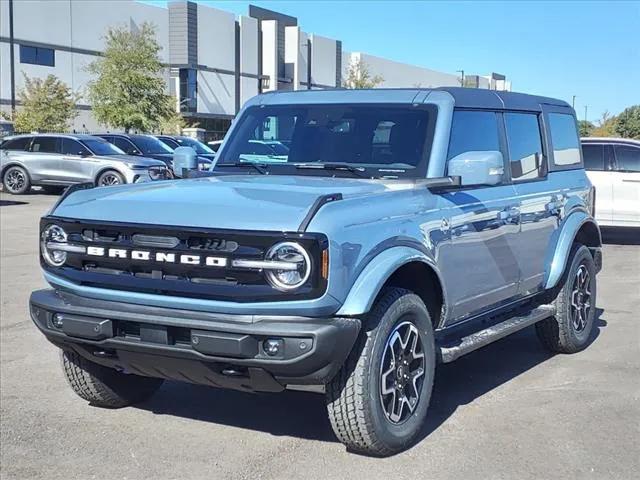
[295,163,368,178]
[216,162,268,175]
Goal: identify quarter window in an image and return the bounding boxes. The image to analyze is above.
[30,137,60,153]
[505,113,545,182]
[548,113,581,167]
[582,144,605,171]
[615,145,640,172]
[1,136,32,151]
[19,45,55,67]
[447,110,500,160]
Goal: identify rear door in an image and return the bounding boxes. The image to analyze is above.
[59,138,95,183]
[28,136,63,182]
[582,143,614,225]
[611,144,640,227]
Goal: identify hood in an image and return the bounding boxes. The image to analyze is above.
[99,154,167,167]
[142,153,174,165]
[52,175,410,231]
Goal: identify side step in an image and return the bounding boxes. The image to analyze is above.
[438,305,555,363]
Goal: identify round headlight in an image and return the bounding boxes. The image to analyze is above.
[41,224,68,267]
[265,242,311,291]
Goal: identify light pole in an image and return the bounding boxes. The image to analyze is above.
[584,105,589,123]
[456,70,465,87]
[572,95,576,109]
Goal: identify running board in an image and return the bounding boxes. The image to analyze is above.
[438,305,555,363]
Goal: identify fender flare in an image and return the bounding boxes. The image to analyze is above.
[544,211,601,289]
[336,246,446,317]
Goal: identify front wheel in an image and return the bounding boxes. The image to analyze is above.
[326,288,436,456]
[96,170,125,187]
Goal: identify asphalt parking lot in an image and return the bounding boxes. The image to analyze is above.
[1,190,638,480]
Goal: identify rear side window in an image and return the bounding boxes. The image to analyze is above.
[30,137,60,153]
[615,145,640,172]
[505,113,545,182]
[447,110,500,160]
[112,137,137,154]
[548,113,581,167]
[61,138,90,156]
[582,144,604,171]
[1,137,32,151]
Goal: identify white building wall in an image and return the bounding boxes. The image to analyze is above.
[197,71,235,116]
[261,20,277,92]
[310,35,337,88]
[239,15,259,107]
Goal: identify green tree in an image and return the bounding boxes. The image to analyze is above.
[578,120,594,137]
[13,74,78,132]
[591,111,618,137]
[86,23,175,133]
[343,58,384,89]
[614,105,640,139]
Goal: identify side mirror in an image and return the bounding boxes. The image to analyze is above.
[447,150,504,187]
[172,146,198,178]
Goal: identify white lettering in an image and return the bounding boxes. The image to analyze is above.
[206,256,227,267]
[131,250,150,261]
[155,252,176,263]
[87,246,105,256]
[180,255,200,265]
[108,249,128,259]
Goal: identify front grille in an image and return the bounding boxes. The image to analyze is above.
[42,217,328,302]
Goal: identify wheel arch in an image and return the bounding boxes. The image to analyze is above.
[336,246,447,329]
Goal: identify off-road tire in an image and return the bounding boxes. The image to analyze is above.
[326,288,436,456]
[2,165,31,194]
[61,350,164,408]
[536,243,597,353]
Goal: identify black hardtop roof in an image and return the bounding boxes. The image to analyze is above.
[435,87,572,111]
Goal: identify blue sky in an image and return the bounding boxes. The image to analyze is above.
[146,1,639,123]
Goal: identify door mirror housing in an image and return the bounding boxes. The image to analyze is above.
[447,150,504,187]
[172,146,198,178]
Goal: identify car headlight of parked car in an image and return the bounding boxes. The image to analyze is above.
[264,242,311,291]
[148,166,170,181]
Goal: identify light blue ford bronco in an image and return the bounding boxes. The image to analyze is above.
[31,87,602,456]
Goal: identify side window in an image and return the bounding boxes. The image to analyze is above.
[113,137,137,154]
[548,113,581,167]
[61,138,90,156]
[447,110,501,160]
[614,145,640,172]
[582,144,604,171]
[505,113,545,182]
[1,137,32,151]
[30,137,60,154]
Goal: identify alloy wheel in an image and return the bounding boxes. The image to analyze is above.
[99,173,122,186]
[379,320,426,424]
[5,168,26,193]
[570,264,592,333]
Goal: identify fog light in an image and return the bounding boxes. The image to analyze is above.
[52,314,64,329]
[263,339,283,356]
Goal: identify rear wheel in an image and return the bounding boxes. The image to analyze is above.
[96,170,125,187]
[326,288,436,456]
[61,350,164,408]
[536,243,597,353]
[2,166,30,194]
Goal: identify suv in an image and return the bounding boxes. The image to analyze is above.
[30,88,602,456]
[1,134,168,194]
[581,137,640,227]
[95,134,175,167]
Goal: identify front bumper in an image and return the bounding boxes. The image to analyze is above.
[30,289,360,392]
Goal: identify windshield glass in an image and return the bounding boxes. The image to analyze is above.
[216,104,436,178]
[131,135,174,154]
[81,138,125,155]
[177,137,215,154]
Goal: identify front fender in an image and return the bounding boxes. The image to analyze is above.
[544,211,601,289]
[336,246,443,316]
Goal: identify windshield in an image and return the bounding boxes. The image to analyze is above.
[81,138,125,155]
[216,104,436,178]
[176,137,215,154]
[131,135,174,155]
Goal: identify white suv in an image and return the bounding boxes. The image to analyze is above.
[582,137,640,228]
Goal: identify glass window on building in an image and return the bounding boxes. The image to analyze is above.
[20,45,55,67]
[179,69,197,113]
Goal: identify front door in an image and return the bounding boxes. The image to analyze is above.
[582,143,614,225]
[59,138,94,183]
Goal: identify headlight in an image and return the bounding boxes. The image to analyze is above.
[41,224,68,267]
[148,166,169,181]
[264,242,311,291]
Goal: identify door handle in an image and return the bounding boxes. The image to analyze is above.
[622,179,640,183]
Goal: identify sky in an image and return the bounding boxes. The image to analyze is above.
[146,0,639,123]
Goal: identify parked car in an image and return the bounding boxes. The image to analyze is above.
[207,139,223,152]
[94,134,175,167]
[0,134,168,194]
[581,137,640,228]
[155,135,214,169]
[30,88,602,456]
[0,120,14,139]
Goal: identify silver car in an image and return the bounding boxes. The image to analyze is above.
[0,134,169,194]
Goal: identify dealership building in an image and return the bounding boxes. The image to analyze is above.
[1,0,511,140]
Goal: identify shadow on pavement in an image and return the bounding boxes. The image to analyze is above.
[600,227,639,246]
[0,200,29,206]
[136,310,607,448]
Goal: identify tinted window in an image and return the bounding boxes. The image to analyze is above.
[158,137,180,149]
[130,136,174,154]
[30,137,60,153]
[1,137,32,151]
[615,145,640,172]
[19,45,55,67]
[61,138,90,156]
[582,144,605,171]
[112,137,137,154]
[505,113,544,182]
[175,137,215,154]
[80,139,124,155]
[447,110,500,160]
[549,113,581,167]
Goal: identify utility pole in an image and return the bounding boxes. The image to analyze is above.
[584,105,589,123]
[572,95,576,109]
[456,70,465,87]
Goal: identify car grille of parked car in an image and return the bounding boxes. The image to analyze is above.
[40,218,328,302]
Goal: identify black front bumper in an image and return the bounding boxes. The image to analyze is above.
[30,289,361,393]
